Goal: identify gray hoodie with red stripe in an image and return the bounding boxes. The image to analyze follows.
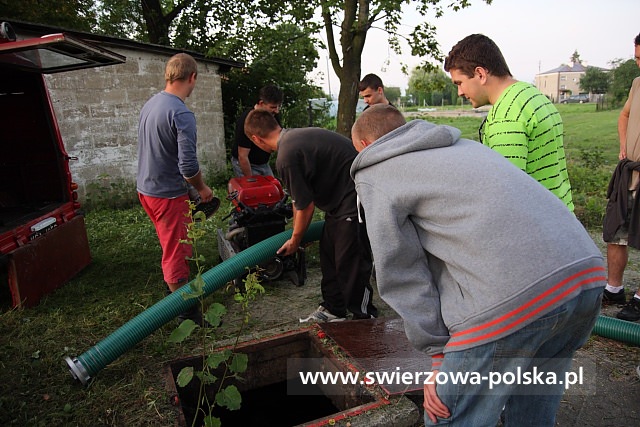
[350,119,605,360]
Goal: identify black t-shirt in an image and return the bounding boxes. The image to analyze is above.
[276,128,358,219]
[232,107,281,165]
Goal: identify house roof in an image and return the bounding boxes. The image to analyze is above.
[538,62,608,75]
[0,18,245,73]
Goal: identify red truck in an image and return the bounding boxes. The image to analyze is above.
[0,22,125,308]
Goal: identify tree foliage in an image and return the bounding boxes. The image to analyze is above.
[2,0,494,137]
[96,0,146,41]
[580,67,610,94]
[221,22,325,154]
[609,59,640,104]
[318,0,492,135]
[407,66,458,106]
[2,0,323,150]
[385,87,402,104]
[570,49,581,64]
[0,0,97,31]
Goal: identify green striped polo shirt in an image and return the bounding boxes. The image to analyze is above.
[482,81,574,212]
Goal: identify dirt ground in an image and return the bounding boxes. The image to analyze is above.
[212,231,640,427]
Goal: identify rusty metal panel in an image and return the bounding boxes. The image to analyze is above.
[7,215,91,308]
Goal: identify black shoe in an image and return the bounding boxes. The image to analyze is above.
[616,297,640,322]
[602,288,626,305]
[193,197,220,220]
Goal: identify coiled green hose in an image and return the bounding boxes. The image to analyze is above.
[65,218,640,385]
[592,314,640,345]
[65,221,324,385]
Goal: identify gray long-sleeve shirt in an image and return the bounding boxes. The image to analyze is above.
[137,91,200,198]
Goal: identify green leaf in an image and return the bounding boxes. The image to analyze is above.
[183,275,204,297]
[208,302,227,317]
[206,350,232,369]
[182,291,202,300]
[204,303,226,327]
[229,353,248,374]
[176,366,194,388]
[198,371,218,385]
[215,385,242,411]
[167,319,198,343]
[192,211,207,223]
[203,415,222,427]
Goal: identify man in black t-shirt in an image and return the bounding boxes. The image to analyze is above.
[231,85,284,177]
[244,109,378,322]
[358,73,393,110]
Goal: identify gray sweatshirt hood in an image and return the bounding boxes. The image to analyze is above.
[350,119,461,178]
[348,117,604,357]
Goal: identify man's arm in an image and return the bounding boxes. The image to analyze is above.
[185,170,213,202]
[237,147,253,177]
[175,111,213,202]
[618,96,632,160]
[277,202,315,256]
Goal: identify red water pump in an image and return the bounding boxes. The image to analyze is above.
[216,176,306,286]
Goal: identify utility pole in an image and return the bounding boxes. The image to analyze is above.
[326,56,332,99]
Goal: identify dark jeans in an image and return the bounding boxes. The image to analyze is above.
[426,287,603,427]
[319,214,377,318]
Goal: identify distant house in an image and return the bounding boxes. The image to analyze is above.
[534,62,589,103]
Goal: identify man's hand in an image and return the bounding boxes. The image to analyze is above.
[423,370,450,423]
[277,238,300,257]
[619,149,627,161]
[198,185,214,203]
[278,202,314,257]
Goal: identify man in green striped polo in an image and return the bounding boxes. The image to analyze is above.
[444,34,574,212]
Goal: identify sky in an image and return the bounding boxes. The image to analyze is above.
[310,0,640,97]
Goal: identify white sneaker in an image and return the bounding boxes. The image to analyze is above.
[299,306,346,323]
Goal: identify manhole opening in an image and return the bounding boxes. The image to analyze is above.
[166,329,383,427]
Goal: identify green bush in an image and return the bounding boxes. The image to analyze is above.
[567,148,611,229]
[84,175,138,211]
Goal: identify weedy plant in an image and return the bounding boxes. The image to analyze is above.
[167,201,265,427]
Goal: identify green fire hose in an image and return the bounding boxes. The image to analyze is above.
[65,217,640,385]
[592,314,640,345]
[65,221,324,385]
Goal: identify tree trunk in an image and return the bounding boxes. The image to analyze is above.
[140,0,190,45]
[329,0,368,137]
[335,60,361,137]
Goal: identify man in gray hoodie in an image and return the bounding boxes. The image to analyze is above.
[350,105,604,426]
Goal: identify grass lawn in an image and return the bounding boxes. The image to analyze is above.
[0,103,627,426]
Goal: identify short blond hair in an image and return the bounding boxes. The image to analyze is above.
[165,53,197,83]
[352,104,406,142]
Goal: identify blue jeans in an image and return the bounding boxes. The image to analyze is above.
[426,287,602,427]
[230,157,273,177]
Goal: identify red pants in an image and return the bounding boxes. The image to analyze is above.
[139,193,191,285]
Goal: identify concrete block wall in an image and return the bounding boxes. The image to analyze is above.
[44,47,227,202]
